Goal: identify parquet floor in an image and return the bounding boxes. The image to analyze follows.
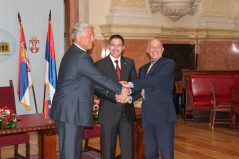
[1,115,239,159]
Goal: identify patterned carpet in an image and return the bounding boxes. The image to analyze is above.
[30,151,101,159]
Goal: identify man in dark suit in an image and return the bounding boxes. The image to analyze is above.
[95,34,137,159]
[122,38,176,159]
[51,23,129,159]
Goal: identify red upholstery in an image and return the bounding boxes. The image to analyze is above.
[0,80,30,159]
[83,125,101,158]
[183,73,239,122]
[186,74,239,109]
[0,133,30,147]
[83,126,101,139]
[0,84,16,113]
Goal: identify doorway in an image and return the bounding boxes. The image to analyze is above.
[163,44,196,80]
[163,44,196,114]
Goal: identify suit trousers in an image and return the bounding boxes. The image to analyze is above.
[142,103,175,159]
[55,120,84,159]
[101,108,134,159]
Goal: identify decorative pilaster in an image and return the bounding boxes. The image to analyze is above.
[234,0,239,29]
[198,0,235,29]
[106,0,153,24]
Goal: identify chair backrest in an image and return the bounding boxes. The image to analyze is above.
[209,83,216,108]
[231,86,239,108]
[175,80,183,94]
[0,80,16,113]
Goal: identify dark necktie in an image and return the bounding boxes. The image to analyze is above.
[114,60,121,81]
[141,61,155,99]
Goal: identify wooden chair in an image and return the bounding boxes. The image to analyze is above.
[175,80,183,94]
[230,86,239,128]
[174,80,183,114]
[83,125,101,151]
[83,124,102,158]
[209,83,231,130]
[0,80,30,159]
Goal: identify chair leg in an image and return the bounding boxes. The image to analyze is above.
[13,143,30,159]
[209,109,213,127]
[85,138,89,150]
[100,136,103,159]
[14,144,18,157]
[212,112,216,130]
[231,113,236,128]
[26,142,30,159]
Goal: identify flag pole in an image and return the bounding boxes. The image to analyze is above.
[43,85,46,113]
[32,86,38,113]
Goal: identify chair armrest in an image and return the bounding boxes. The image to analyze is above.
[185,90,194,110]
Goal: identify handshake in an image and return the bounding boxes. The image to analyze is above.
[115,81,133,104]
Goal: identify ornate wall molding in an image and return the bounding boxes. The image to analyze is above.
[148,0,201,21]
[100,24,239,40]
[110,0,145,9]
[106,8,153,24]
[198,15,236,29]
[106,0,152,24]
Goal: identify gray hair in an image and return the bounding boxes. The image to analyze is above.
[71,22,94,40]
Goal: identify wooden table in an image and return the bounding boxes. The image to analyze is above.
[0,113,57,159]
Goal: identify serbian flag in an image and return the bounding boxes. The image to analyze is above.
[44,10,57,102]
[17,13,33,110]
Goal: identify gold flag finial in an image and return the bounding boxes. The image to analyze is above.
[49,10,51,21]
[18,12,21,22]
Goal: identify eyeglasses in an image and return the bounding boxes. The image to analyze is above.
[109,43,123,48]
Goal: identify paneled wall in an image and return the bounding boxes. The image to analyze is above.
[90,39,239,74]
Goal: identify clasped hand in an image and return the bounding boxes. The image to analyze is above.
[115,81,132,103]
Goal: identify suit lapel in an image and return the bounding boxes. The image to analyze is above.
[120,57,128,81]
[140,63,150,78]
[146,58,163,76]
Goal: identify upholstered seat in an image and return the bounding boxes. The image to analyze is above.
[0,80,30,159]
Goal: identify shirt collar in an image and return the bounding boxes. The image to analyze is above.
[109,54,121,63]
[74,43,86,52]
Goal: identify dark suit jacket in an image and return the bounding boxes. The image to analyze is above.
[51,44,122,127]
[132,57,177,122]
[95,55,138,124]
